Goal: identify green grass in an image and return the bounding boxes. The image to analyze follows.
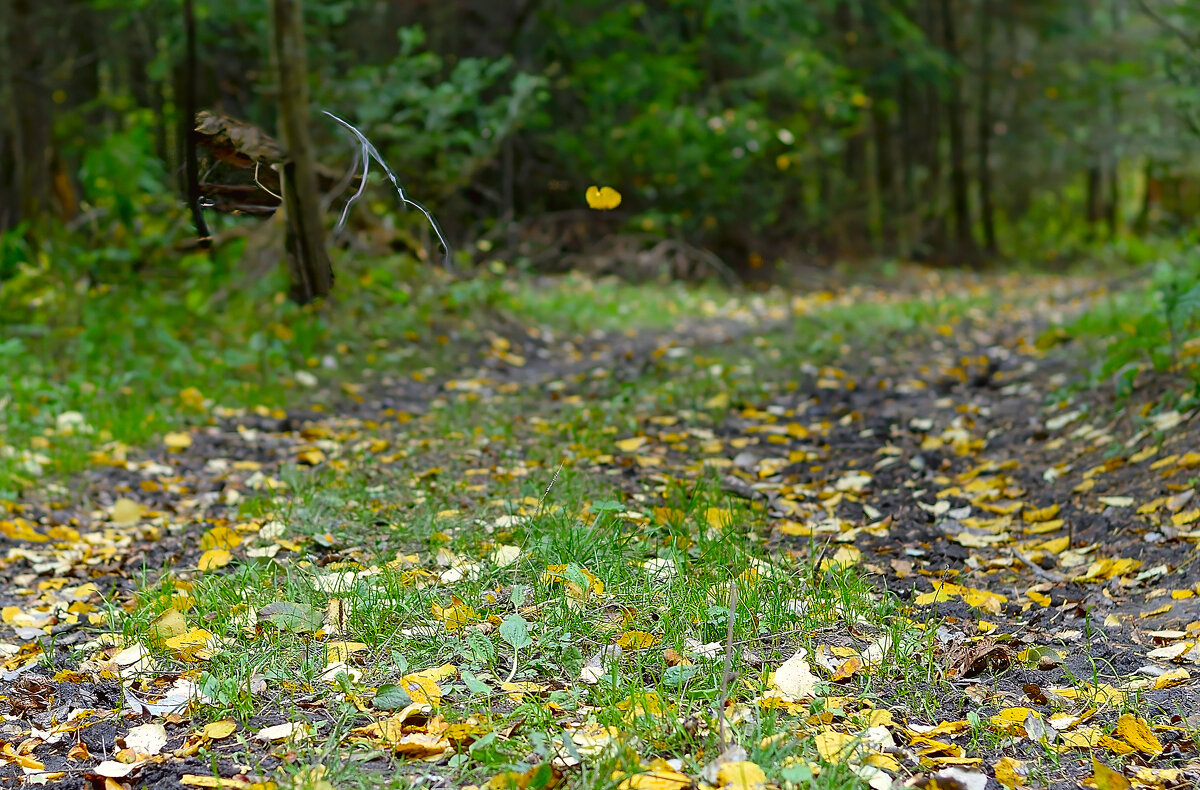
[93,279,1051,788]
[11,246,1127,788]
[0,249,787,494]
[1046,243,1200,410]
[118,454,920,788]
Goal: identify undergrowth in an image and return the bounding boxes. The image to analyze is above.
[1048,238,1200,411]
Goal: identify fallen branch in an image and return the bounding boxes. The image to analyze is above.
[1010,548,1068,584]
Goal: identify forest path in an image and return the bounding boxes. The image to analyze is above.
[1,268,1197,790]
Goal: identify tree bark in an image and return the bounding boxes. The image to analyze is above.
[1105,0,1122,238]
[976,0,998,255]
[941,0,975,258]
[898,72,919,253]
[920,0,946,255]
[269,0,333,303]
[1085,165,1102,236]
[8,0,55,232]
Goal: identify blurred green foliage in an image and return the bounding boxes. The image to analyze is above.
[5,0,1199,273]
[330,26,546,202]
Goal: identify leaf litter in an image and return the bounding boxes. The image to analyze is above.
[0,271,1198,788]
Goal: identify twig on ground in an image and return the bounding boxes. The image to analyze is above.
[1010,547,1068,584]
[717,581,738,751]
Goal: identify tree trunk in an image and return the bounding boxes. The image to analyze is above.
[920,0,946,256]
[1105,0,1122,238]
[269,0,334,303]
[941,0,975,258]
[9,0,55,232]
[898,73,917,251]
[1086,164,1103,232]
[873,106,897,253]
[835,1,868,254]
[976,0,998,255]
[1135,160,1159,234]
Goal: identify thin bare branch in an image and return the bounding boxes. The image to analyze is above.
[1137,0,1200,49]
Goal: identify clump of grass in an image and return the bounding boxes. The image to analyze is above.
[1050,243,1200,410]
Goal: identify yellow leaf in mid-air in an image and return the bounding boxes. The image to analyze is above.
[705,508,734,528]
[585,185,622,210]
[704,392,730,409]
[490,544,521,568]
[820,545,861,571]
[1114,714,1162,755]
[616,691,668,718]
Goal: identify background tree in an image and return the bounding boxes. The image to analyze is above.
[269,0,333,303]
[0,0,1195,285]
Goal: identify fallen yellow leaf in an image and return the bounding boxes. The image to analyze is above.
[1114,714,1162,755]
[994,756,1027,789]
[164,431,193,450]
[110,498,144,525]
[198,549,232,572]
[201,720,237,741]
[716,761,766,790]
[1091,757,1130,790]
